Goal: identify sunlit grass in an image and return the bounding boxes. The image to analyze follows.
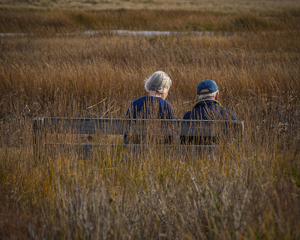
[0,9,300,239]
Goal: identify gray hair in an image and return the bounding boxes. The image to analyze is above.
[145,71,172,94]
[197,90,219,100]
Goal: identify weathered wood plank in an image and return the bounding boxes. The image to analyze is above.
[32,117,244,137]
[33,117,244,160]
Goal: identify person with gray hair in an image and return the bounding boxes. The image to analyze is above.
[125,71,175,143]
[126,71,174,120]
[183,80,237,120]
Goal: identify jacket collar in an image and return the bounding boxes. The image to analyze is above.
[193,99,222,109]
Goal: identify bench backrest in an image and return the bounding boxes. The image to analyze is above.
[33,117,244,137]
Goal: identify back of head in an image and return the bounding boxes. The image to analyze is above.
[197,80,219,100]
[145,71,172,94]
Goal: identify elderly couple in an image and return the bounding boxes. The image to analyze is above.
[126,71,237,122]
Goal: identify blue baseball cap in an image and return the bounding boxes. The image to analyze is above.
[197,80,218,95]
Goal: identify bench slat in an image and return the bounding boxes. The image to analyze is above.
[33,117,244,137]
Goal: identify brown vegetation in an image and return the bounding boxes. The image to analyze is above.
[1,0,300,12]
[0,8,300,33]
[0,4,300,239]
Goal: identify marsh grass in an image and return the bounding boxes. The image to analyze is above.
[0,23,300,239]
[1,0,300,12]
[0,8,300,33]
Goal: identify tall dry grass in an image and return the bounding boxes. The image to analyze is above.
[0,8,300,33]
[0,30,300,238]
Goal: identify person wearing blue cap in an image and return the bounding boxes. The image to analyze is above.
[182,80,237,144]
[183,80,237,120]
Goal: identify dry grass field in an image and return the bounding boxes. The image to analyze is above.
[1,0,300,33]
[1,1,300,239]
[1,0,300,11]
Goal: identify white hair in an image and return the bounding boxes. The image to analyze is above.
[197,90,219,100]
[145,71,172,94]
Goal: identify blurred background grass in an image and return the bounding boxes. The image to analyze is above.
[1,0,300,12]
[0,1,300,239]
[0,8,300,33]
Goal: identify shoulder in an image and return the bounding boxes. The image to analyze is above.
[156,97,173,108]
[183,110,192,119]
[222,107,238,120]
[132,95,148,102]
[228,109,238,120]
[164,100,174,109]
[129,96,148,105]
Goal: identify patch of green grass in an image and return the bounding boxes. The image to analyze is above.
[185,22,212,31]
[232,16,270,31]
[70,12,97,28]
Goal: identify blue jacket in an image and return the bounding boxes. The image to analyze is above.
[126,96,175,120]
[125,96,175,143]
[183,99,237,120]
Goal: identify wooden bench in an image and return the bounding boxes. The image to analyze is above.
[33,117,244,159]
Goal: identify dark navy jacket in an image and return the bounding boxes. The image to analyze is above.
[126,95,175,120]
[182,99,237,144]
[125,96,175,143]
[183,99,237,120]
